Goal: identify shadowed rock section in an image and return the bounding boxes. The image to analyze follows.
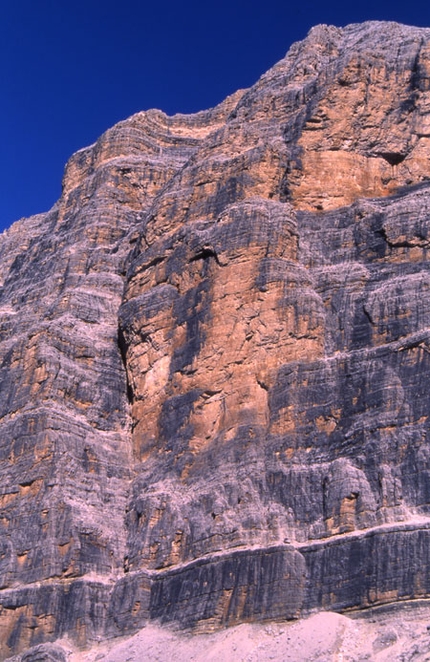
[3,20,430,660]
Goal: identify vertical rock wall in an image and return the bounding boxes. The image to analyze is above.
[3,20,430,659]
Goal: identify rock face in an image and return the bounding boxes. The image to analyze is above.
[2,20,430,659]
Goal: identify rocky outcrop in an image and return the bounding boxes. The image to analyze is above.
[3,20,430,659]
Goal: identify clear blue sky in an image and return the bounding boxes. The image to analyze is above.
[2,0,430,232]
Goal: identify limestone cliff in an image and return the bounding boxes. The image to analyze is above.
[2,20,430,660]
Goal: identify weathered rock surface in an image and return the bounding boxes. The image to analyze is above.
[33,603,430,662]
[2,20,430,659]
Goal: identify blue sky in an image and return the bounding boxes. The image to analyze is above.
[2,0,430,232]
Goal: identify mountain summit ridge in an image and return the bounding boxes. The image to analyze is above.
[2,20,430,660]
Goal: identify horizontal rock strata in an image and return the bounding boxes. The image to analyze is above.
[3,19,430,659]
